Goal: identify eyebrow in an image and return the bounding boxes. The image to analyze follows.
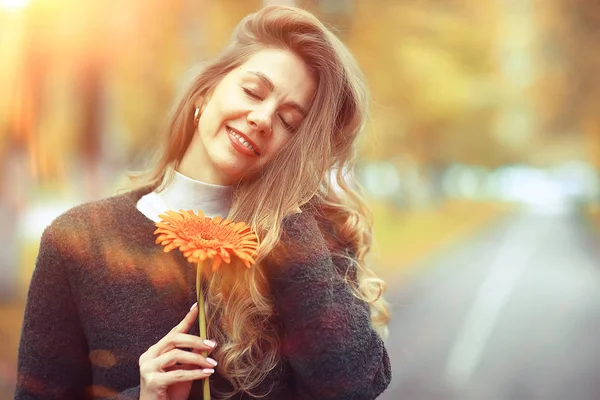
[247,71,308,117]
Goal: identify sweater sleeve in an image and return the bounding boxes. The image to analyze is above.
[15,224,142,400]
[269,212,391,400]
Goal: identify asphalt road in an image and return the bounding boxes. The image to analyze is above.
[380,210,600,400]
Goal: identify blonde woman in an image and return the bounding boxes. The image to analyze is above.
[16,5,391,400]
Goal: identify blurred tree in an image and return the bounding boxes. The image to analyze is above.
[535,0,600,167]
[345,0,514,168]
[8,0,264,188]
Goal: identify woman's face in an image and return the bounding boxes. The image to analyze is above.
[188,48,317,185]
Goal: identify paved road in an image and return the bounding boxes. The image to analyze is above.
[380,210,600,400]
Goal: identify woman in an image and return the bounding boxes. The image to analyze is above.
[16,5,391,400]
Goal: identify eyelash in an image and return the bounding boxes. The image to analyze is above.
[242,87,261,100]
[242,87,295,132]
[281,118,295,132]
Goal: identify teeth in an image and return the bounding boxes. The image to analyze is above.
[227,127,255,151]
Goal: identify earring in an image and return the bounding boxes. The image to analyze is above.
[193,107,200,127]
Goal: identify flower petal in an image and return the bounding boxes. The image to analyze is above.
[193,249,207,261]
[238,240,259,247]
[220,249,231,263]
[157,213,171,221]
[166,210,184,221]
[233,250,255,264]
[231,221,248,232]
[207,249,217,258]
[211,256,222,272]
[187,255,199,264]
[179,210,192,219]
[163,243,177,252]
[155,208,260,272]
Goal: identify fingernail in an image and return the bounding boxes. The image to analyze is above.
[203,339,216,348]
[202,368,215,374]
[206,357,218,366]
[190,302,198,311]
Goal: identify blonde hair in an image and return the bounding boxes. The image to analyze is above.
[133,5,389,398]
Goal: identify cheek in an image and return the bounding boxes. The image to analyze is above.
[198,103,224,137]
[272,138,287,153]
[265,134,290,159]
[217,90,247,115]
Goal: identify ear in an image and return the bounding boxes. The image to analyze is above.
[195,90,214,113]
[194,96,205,111]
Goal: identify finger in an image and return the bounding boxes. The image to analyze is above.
[173,302,199,334]
[153,332,216,357]
[146,368,214,389]
[164,362,200,372]
[153,349,218,371]
[161,368,215,385]
[178,363,203,371]
[143,303,203,359]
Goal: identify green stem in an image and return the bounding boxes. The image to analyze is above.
[197,261,210,400]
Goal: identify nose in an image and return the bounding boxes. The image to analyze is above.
[247,107,272,137]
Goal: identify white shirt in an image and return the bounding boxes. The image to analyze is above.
[136,171,233,223]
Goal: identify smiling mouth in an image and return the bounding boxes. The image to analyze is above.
[226,126,260,156]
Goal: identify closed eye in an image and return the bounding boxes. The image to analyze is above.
[279,115,295,132]
[243,86,297,132]
[242,87,262,100]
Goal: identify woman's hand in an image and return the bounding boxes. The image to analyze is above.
[139,303,217,400]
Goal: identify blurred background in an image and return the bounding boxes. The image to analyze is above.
[1,0,600,398]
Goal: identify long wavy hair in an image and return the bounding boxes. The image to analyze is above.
[132,5,389,398]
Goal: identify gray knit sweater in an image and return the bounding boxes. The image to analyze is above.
[15,187,391,399]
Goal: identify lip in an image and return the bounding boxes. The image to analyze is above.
[226,126,261,156]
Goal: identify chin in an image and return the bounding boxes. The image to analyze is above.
[210,148,260,182]
[212,162,244,182]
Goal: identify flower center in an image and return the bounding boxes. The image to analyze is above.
[181,220,239,247]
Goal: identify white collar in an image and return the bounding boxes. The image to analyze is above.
[136,171,233,222]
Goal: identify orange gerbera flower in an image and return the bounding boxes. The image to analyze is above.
[154,210,259,272]
[153,209,259,400]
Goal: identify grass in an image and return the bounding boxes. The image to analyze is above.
[370,198,512,278]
